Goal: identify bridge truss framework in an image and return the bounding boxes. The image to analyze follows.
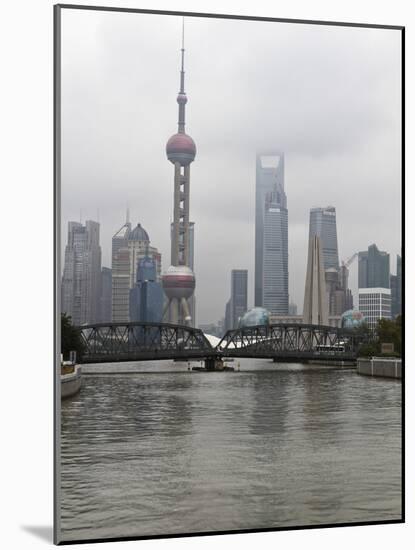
[77,322,363,364]
[218,323,360,361]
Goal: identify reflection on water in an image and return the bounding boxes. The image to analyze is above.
[60,360,401,541]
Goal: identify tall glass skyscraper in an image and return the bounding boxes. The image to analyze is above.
[255,152,288,314]
[129,256,163,323]
[309,206,339,270]
[263,191,288,314]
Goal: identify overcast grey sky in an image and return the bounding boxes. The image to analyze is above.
[61,8,401,325]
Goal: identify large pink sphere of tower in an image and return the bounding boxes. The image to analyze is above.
[166,133,196,165]
[162,265,195,300]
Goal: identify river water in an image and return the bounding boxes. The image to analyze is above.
[60,360,402,542]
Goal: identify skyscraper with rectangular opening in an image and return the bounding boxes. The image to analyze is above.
[255,152,288,314]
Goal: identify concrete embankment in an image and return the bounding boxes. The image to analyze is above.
[61,364,82,398]
[357,357,402,379]
[308,360,356,368]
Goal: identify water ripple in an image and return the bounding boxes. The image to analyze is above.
[60,360,402,541]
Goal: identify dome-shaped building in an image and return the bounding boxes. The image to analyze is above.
[341,309,366,329]
[128,223,149,242]
[239,307,270,328]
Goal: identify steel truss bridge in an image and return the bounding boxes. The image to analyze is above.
[217,323,360,361]
[77,322,362,364]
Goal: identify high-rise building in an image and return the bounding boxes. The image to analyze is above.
[162,24,196,325]
[308,207,353,315]
[255,152,287,309]
[111,215,161,322]
[358,288,391,331]
[61,220,102,325]
[263,190,288,314]
[309,206,339,270]
[230,270,248,329]
[324,267,352,316]
[100,267,112,322]
[128,223,161,286]
[129,255,163,323]
[111,216,131,322]
[303,235,329,325]
[358,244,390,289]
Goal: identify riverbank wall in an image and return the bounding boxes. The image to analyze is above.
[357,357,402,379]
[61,364,82,398]
[308,360,356,368]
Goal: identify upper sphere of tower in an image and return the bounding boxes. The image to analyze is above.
[166,133,196,165]
[177,93,187,104]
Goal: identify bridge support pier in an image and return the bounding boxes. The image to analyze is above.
[205,356,223,371]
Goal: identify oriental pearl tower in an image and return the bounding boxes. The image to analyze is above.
[162,20,196,325]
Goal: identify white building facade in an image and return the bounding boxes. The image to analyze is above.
[358,287,391,330]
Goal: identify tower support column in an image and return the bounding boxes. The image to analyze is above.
[172,163,181,266]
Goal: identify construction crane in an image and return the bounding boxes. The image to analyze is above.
[341,252,358,268]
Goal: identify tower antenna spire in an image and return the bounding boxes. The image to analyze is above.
[181,16,185,72]
[177,17,187,132]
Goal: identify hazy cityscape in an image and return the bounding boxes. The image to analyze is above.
[61,165,402,335]
[60,12,402,336]
[58,8,402,544]
[60,10,401,328]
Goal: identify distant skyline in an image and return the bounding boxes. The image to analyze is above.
[61,9,401,324]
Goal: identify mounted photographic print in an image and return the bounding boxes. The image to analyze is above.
[54,4,404,545]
